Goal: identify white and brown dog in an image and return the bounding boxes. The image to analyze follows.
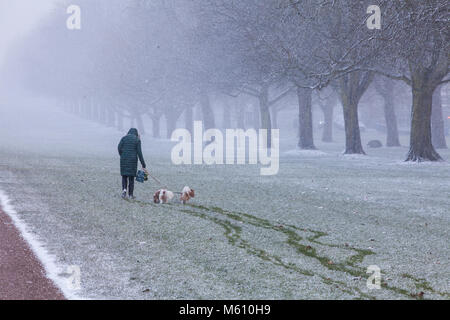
[153,189,174,204]
[153,186,195,204]
[180,186,195,204]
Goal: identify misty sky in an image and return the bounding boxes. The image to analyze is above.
[0,0,60,66]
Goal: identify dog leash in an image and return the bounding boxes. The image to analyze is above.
[147,171,163,186]
[147,171,182,194]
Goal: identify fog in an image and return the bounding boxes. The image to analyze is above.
[0,1,449,300]
[0,0,448,160]
[0,0,57,64]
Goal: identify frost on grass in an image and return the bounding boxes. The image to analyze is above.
[1,144,449,300]
[0,107,449,299]
[284,149,328,157]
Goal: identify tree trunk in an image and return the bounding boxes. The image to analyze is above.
[341,95,365,154]
[321,104,333,142]
[70,101,77,115]
[236,104,245,129]
[185,105,194,134]
[165,113,178,139]
[338,72,373,154]
[253,103,260,130]
[200,91,215,130]
[107,108,115,127]
[81,101,89,120]
[383,90,401,147]
[406,78,441,161]
[222,103,231,129]
[98,105,107,125]
[134,113,145,135]
[97,104,104,123]
[259,84,272,148]
[151,116,161,138]
[102,106,110,125]
[374,78,401,147]
[272,108,278,129]
[117,112,124,131]
[431,86,447,149]
[297,87,316,149]
[78,102,83,117]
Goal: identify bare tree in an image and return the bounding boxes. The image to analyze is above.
[373,77,401,147]
[374,1,449,160]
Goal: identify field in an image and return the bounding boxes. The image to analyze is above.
[0,103,449,299]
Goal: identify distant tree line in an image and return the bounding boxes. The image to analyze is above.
[4,0,449,161]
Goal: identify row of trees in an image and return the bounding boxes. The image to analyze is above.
[5,0,449,160]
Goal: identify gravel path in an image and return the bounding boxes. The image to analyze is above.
[0,207,65,300]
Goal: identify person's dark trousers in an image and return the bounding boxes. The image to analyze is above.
[122,176,135,196]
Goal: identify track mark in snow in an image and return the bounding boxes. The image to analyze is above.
[143,201,447,300]
[183,204,376,298]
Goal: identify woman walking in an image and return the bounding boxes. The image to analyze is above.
[118,128,147,199]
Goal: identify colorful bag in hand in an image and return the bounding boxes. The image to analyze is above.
[136,170,148,183]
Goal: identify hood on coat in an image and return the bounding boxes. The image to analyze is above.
[127,128,139,136]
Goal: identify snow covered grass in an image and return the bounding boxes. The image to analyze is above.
[1,145,449,299]
[0,102,449,299]
[284,149,328,157]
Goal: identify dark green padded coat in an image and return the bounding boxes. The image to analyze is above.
[118,128,146,177]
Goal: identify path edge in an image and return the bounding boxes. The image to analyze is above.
[0,189,81,300]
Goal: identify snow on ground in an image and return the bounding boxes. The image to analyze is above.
[0,190,77,299]
[0,99,449,299]
[284,149,328,157]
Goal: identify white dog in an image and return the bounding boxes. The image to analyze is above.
[153,189,174,204]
